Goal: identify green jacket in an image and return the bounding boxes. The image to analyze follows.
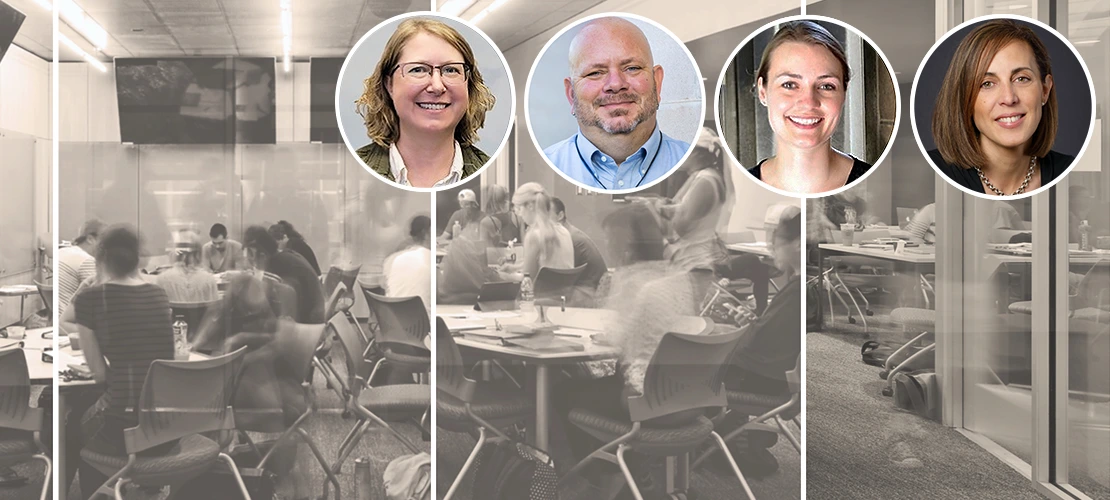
[356,142,488,184]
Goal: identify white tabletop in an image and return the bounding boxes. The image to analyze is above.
[4,327,53,383]
[726,242,773,258]
[819,243,937,264]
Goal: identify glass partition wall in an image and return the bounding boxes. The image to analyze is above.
[937,1,1110,499]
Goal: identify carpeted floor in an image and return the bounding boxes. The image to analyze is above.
[807,330,1047,500]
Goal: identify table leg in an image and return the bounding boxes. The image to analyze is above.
[19,296,25,322]
[534,364,550,451]
[58,392,67,500]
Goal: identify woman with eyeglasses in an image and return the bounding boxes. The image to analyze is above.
[355,18,496,188]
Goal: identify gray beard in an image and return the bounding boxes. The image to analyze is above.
[573,87,660,135]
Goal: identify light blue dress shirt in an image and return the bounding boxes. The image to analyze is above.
[543,126,691,190]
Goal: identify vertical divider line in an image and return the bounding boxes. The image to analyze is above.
[429,186,437,500]
[799,198,807,499]
[51,1,60,497]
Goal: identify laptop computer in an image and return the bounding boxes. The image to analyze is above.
[896,207,917,230]
[475,281,521,312]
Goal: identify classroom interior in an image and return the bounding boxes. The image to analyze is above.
[52,1,433,499]
[804,1,1109,500]
[0,0,54,498]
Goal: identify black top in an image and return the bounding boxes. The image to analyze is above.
[268,250,326,324]
[748,156,872,187]
[286,237,321,276]
[927,149,1074,195]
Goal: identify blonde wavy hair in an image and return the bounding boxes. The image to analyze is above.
[355,18,496,148]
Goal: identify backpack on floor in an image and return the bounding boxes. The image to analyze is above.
[471,440,559,500]
[861,340,935,371]
[892,369,939,421]
[383,452,431,500]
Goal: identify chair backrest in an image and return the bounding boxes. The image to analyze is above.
[626,329,745,423]
[362,289,430,353]
[34,281,52,315]
[323,264,361,305]
[328,314,371,390]
[0,348,40,432]
[124,347,247,455]
[533,265,587,302]
[435,317,477,403]
[234,322,327,432]
[324,281,348,321]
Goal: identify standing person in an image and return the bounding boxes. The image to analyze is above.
[355,17,496,188]
[497,183,573,281]
[57,219,103,316]
[479,184,521,247]
[242,226,325,324]
[202,223,244,273]
[440,189,485,241]
[154,230,219,303]
[543,17,690,190]
[551,197,608,303]
[67,224,175,499]
[384,215,432,316]
[269,220,322,276]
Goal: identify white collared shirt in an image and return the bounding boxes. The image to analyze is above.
[389,141,464,188]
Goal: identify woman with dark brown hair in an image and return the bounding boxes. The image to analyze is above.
[929,19,1068,196]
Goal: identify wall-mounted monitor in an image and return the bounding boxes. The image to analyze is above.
[115,57,276,144]
[0,1,26,64]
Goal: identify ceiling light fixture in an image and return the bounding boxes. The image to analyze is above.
[469,0,513,24]
[437,0,477,17]
[280,0,292,72]
[35,0,108,51]
[1073,39,1100,46]
[60,32,106,72]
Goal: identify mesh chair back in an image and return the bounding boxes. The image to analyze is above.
[626,329,745,423]
[533,265,587,303]
[435,317,476,403]
[324,282,348,321]
[362,289,430,354]
[0,348,39,432]
[328,314,371,390]
[34,281,52,315]
[124,347,246,455]
[323,264,361,299]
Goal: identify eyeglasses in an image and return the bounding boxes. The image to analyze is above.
[393,62,470,84]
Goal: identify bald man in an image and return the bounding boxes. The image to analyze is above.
[543,17,691,190]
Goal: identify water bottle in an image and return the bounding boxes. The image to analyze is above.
[520,273,534,302]
[172,317,188,360]
[1079,220,1091,251]
[354,457,373,500]
[452,220,461,239]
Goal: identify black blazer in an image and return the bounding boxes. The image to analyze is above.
[749,156,872,186]
[928,149,1075,194]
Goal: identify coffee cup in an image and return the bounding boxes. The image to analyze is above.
[840,224,855,246]
[6,326,25,340]
[68,333,81,351]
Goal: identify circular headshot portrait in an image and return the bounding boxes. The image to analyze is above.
[336,12,515,192]
[715,16,899,198]
[524,13,705,193]
[912,15,1095,200]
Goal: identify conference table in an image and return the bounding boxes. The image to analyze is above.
[1,326,52,384]
[437,304,713,451]
[726,242,773,258]
[0,284,40,322]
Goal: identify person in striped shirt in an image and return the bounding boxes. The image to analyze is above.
[57,219,103,316]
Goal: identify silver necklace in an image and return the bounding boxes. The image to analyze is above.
[976,156,1036,196]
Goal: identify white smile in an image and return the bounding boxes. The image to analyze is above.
[788,116,822,126]
[996,115,1023,123]
[418,103,448,110]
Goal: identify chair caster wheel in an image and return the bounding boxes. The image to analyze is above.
[848,317,857,324]
[881,387,893,397]
[866,310,874,316]
[879,371,889,380]
[341,410,353,419]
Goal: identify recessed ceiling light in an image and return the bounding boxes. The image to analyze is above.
[131,28,144,32]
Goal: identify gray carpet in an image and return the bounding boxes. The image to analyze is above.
[807,332,1046,500]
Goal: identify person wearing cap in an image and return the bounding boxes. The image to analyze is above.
[440,188,485,241]
[154,230,219,304]
[57,219,104,316]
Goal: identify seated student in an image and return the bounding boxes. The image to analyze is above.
[496,183,574,281]
[710,210,803,477]
[269,220,322,276]
[440,189,485,241]
[552,205,755,498]
[154,230,219,303]
[437,224,500,305]
[202,223,244,273]
[551,197,608,306]
[906,203,937,244]
[243,226,326,324]
[67,224,175,500]
[479,185,522,247]
[384,215,432,316]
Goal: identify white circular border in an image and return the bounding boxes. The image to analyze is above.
[909,13,1097,201]
[522,12,707,195]
[335,11,517,193]
[712,14,903,200]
